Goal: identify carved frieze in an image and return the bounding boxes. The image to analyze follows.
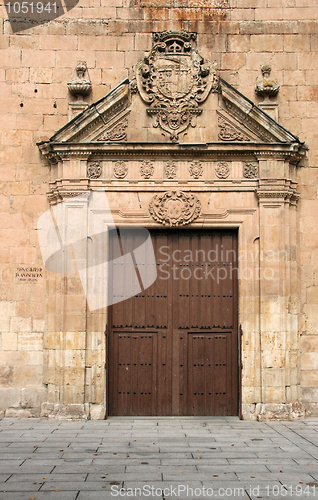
[113,161,128,179]
[140,160,154,179]
[149,190,201,227]
[87,161,102,179]
[189,161,203,179]
[215,161,230,179]
[134,30,218,142]
[217,112,251,142]
[96,118,128,142]
[164,161,177,179]
[243,162,259,179]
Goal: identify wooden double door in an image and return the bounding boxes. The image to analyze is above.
[108,229,239,416]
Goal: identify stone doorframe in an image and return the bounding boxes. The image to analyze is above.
[38,138,306,420]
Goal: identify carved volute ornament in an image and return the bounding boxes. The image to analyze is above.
[133,30,218,142]
[149,191,201,227]
[255,65,280,99]
[67,61,92,100]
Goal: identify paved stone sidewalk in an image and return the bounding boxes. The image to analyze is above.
[0,417,318,500]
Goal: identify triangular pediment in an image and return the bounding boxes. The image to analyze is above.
[218,78,300,144]
[44,78,301,147]
[48,79,131,144]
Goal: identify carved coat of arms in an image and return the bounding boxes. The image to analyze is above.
[149,191,201,227]
[133,31,218,142]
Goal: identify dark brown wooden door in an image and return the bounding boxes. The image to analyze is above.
[108,229,238,416]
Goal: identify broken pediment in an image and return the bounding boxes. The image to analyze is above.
[39,31,302,151]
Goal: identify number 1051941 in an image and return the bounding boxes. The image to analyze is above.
[5,2,58,14]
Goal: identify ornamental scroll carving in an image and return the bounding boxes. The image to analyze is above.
[133,30,218,142]
[96,118,128,142]
[217,112,251,142]
[149,191,201,227]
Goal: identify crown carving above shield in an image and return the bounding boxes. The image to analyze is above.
[133,31,218,142]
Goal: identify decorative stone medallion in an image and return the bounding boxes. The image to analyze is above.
[215,161,230,179]
[140,160,154,179]
[113,161,128,179]
[134,30,218,142]
[149,191,201,227]
[87,161,102,179]
[243,162,259,179]
[189,161,203,179]
[164,161,177,179]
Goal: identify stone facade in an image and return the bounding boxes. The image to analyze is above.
[0,0,317,420]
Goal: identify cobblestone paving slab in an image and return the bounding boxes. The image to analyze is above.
[0,417,318,499]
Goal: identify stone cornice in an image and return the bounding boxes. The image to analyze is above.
[38,141,305,164]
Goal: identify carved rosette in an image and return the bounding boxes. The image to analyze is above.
[140,160,154,179]
[149,191,201,227]
[164,161,177,179]
[97,118,128,142]
[113,161,128,179]
[87,161,102,179]
[134,30,218,142]
[215,161,230,179]
[243,162,258,179]
[189,161,203,179]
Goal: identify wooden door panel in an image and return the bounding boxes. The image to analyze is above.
[108,229,238,416]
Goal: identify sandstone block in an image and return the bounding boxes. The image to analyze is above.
[21,386,47,409]
[0,388,20,411]
[5,408,32,418]
[1,332,18,351]
[227,34,250,53]
[284,34,310,52]
[10,316,32,333]
[89,404,106,420]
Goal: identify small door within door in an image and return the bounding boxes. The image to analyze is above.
[108,229,238,416]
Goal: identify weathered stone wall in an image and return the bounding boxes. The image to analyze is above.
[0,0,317,418]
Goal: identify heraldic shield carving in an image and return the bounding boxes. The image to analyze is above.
[133,30,218,142]
[149,191,201,227]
